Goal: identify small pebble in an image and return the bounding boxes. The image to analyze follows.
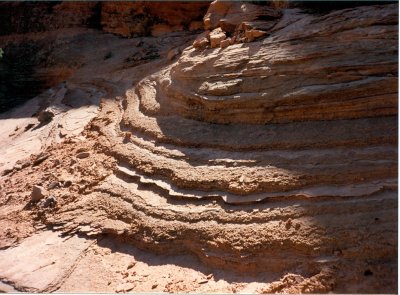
[48,181,59,189]
[31,185,46,202]
[43,196,57,208]
[76,152,90,159]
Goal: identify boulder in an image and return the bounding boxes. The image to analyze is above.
[209,27,226,48]
[193,30,210,49]
[38,109,55,123]
[220,38,231,49]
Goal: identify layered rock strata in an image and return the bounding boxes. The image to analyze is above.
[0,2,397,293]
[0,1,208,37]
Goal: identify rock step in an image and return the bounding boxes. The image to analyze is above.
[123,87,397,150]
[115,164,396,204]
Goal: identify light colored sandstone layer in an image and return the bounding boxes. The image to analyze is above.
[0,2,397,293]
[169,4,397,124]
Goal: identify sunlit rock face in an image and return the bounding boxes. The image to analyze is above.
[160,4,397,124]
[63,3,395,292]
[0,1,397,293]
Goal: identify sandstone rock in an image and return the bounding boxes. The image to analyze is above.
[0,2,209,38]
[31,185,46,202]
[167,4,397,124]
[33,154,50,166]
[245,29,267,42]
[38,109,55,123]
[124,132,132,141]
[203,0,231,30]
[167,48,180,61]
[43,196,57,208]
[171,25,184,33]
[115,283,135,292]
[203,1,282,33]
[151,23,173,37]
[63,180,73,188]
[0,2,99,35]
[101,2,208,37]
[59,130,67,138]
[209,27,226,48]
[220,38,231,49]
[193,30,210,49]
[76,152,90,159]
[0,2,397,294]
[189,21,203,31]
[48,181,59,189]
[219,18,236,33]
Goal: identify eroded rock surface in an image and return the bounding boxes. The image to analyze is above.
[0,1,397,293]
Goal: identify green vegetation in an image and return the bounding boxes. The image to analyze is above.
[0,48,3,60]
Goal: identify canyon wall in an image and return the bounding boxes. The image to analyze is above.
[0,1,397,293]
[0,1,209,37]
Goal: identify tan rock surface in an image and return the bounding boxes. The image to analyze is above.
[209,27,226,48]
[167,4,397,124]
[0,2,397,294]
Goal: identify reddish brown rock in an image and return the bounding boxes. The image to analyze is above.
[203,0,232,30]
[209,27,226,48]
[192,30,210,49]
[151,24,173,37]
[101,1,208,37]
[203,1,282,33]
[0,2,397,294]
[168,4,397,124]
[219,38,231,48]
[245,29,267,42]
[189,20,203,31]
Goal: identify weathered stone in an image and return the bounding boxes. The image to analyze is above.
[115,282,135,292]
[48,181,59,189]
[193,30,210,49]
[209,27,226,48]
[33,154,50,166]
[43,196,57,208]
[63,180,72,188]
[245,29,267,42]
[167,48,180,61]
[38,109,55,123]
[76,152,90,159]
[0,2,396,294]
[101,2,209,37]
[203,0,231,30]
[168,4,397,124]
[203,0,282,33]
[151,24,173,37]
[219,18,236,33]
[189,21,203,31]
[219,38,231,48]
[31,185,46,202]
